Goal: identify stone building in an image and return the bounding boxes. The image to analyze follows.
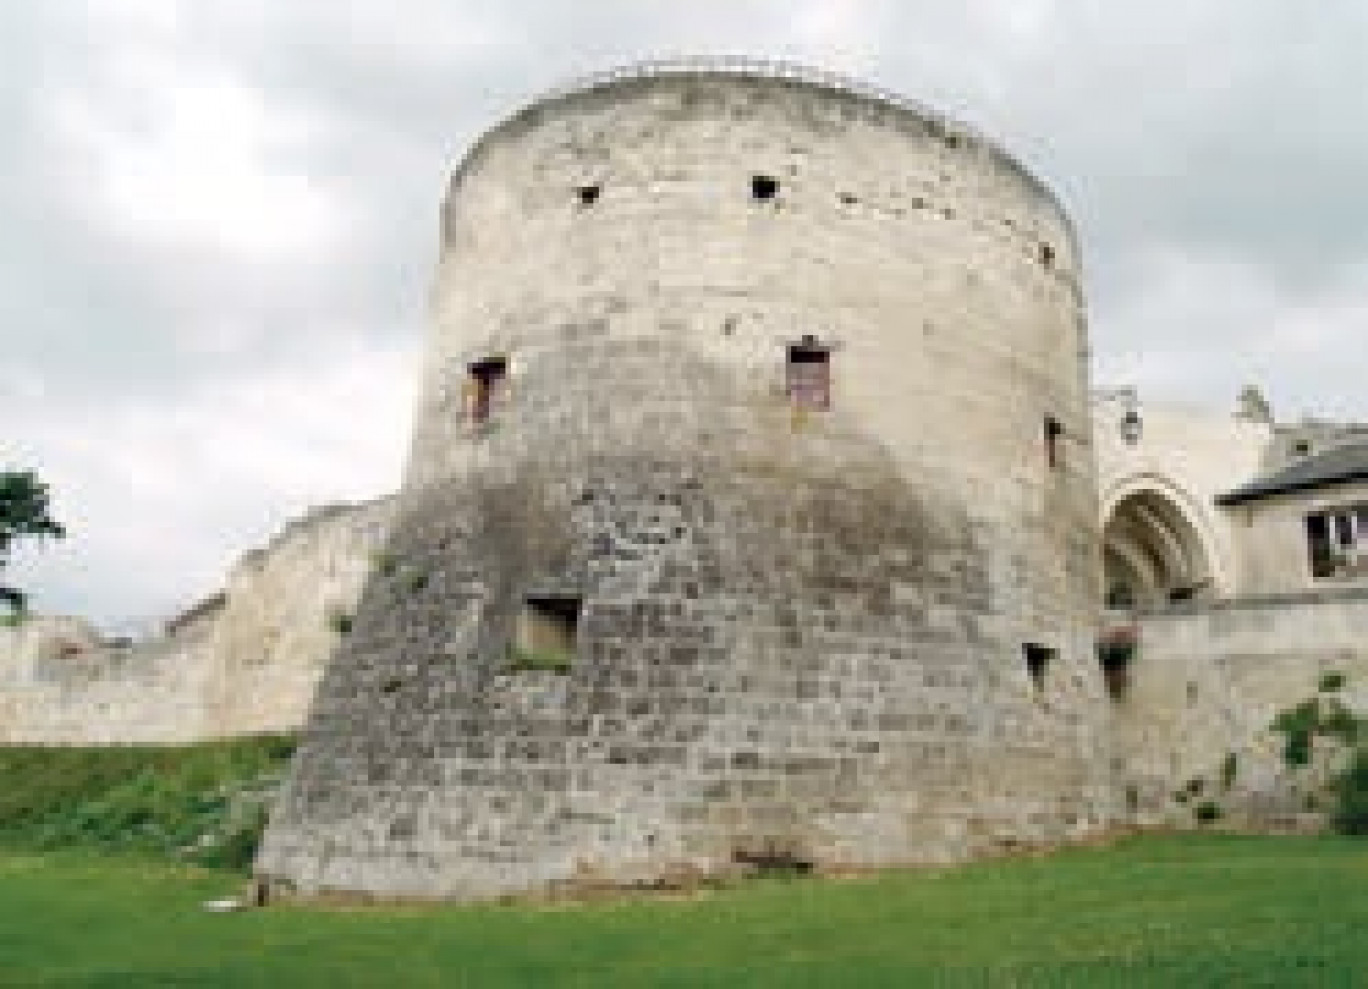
[254,60,1115,901]
[1095,387,1368,606]
[1094,389,1368,830]
[3,60,1366,905]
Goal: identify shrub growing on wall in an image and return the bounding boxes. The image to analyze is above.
[1270,678,1368,837]
[1332,749,1368,836]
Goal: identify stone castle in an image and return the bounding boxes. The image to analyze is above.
[4,62,1366,902]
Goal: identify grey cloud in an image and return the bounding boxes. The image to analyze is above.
[4,0,1367,624]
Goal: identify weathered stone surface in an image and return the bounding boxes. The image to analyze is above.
[255,65,1111,902]
[0,497,393,743]
[1118,589,1368,831]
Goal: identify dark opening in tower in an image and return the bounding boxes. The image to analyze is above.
[466,356,507,425]
[1023,643,1054,692]
[752,174,779,201]
[512,595,581,672]
[787,336,830,411]
[1044,416,1064,470]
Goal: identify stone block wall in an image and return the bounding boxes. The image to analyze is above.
[0,616,214,744]
[0,497,393,744]
[1116,588,1368,830]
[257,66,1113,902]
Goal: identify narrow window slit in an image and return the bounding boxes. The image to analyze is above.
[1023,643,1054,693]
[787,335,830,411]
[1044,416,1064,470]
[466,356,507,425]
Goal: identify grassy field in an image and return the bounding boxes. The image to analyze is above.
[2,835,1366,987]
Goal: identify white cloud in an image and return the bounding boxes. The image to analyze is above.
[6,335,418,627]
[48,61,354,268]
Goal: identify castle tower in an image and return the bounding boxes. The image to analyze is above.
[256,61,1111,901]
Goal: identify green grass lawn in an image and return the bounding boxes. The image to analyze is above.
[2,835,1366,987]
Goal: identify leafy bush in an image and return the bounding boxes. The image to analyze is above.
[0,735,295,871]
[1319,700,1361,746]
[1331,749,1368,836]
[1269,698,1364,768]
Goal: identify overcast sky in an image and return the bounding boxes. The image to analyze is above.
[3,1,1366,629]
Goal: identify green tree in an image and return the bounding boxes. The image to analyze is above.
[0,470,65,615]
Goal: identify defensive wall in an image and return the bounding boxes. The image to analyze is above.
[1116,587,1368,830]
[0,498,392,744]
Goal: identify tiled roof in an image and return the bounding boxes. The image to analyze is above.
[1216,441,1368,506]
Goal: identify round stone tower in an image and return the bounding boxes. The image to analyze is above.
[257,60,1110,902]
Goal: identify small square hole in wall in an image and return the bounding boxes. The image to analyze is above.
[1022,643,1054,692]
[577,184,600,206]
[751,175,779,201]
[512,595,581,671]
[466,356,507,425]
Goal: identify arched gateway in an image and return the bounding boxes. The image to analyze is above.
[1102,483,1217,608]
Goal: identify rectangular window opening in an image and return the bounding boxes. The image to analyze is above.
[1044,417,1064,470]
[1308,505,1368,581]
[512,595,581,672]
[1307,513,1333,578]
[466,356,507,425]
[1022,643,1054,693]
[787,339,830,411]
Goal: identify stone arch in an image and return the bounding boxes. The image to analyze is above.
[1100,474,1229,608]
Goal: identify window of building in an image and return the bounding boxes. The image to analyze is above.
[786,336,830,411]
[1044,417,1064,470]
[1306,504,1368,580]
[510,595,581,672]
[465,356,507,425]
[577,184,600,206]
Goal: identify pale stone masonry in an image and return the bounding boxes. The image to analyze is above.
[5,61,1367,904]
[255,63,1113,901]
[0,498,393,744]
